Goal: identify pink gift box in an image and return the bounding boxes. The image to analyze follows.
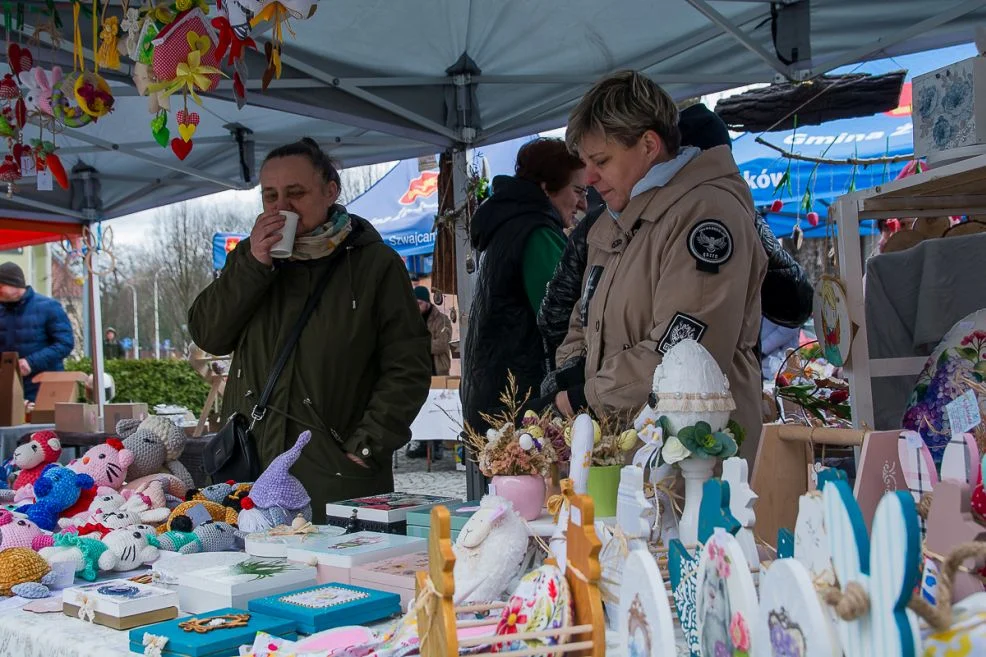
[349,551,429,606]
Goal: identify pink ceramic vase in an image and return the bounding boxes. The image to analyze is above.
[489,474,545,520]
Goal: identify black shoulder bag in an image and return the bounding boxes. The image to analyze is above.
[203,238,352,482]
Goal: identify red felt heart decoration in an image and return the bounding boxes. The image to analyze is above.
[171,137,193,160]
[176,110,200,126]
[7,44,33,76]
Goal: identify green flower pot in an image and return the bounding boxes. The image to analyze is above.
[586,464,621,518]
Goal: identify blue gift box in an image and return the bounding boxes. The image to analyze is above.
[127,607,297,657]
[248,583,401,635]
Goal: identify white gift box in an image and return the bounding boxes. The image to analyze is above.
[245,525,347,559]
[177,557,317,614]
[285,531,426,585]
[62,579,178,629]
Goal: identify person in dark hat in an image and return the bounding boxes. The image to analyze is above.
[104,327,125,360]
[414,285,451,376]
[0,261,74,401]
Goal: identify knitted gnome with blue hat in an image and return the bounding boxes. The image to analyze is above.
[236,431,313,533]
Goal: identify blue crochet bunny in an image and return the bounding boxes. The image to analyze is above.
[19,465,94,531]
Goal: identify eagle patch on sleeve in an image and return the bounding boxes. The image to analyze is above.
[687,219,733,273]
[658,312,708,355]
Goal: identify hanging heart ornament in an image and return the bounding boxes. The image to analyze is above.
[176,109,199,142]
[171,137,193,160]
[151,111,170,148]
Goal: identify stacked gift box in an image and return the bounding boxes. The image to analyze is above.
[405,499,481,541]
[324,492,460,534]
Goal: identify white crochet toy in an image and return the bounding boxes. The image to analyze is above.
[57,487,127,529]
[118,479,170,525]
[452,495,529,604]
[98,528,160,571]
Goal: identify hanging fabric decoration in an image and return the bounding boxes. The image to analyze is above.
[96,16,121,69]
[53,3,97,127]
[31,140,69,189]
[150,9,222,96]
[72,0,115,118]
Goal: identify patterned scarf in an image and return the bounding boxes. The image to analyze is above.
[290,206,353,261]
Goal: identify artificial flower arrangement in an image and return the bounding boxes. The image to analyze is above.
[635,413,745,468]
[563,412,640,466]
[774,340,852,426]
[461,375,557,479]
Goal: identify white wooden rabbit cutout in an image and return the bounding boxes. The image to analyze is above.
[823,480,922,657]
[550,414,594,574]
[722,457,758,570]
[755,558,840,657]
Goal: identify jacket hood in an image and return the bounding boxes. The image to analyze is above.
[470,175,561,252]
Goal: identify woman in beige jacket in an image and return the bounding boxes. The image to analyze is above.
[553,71,767,458]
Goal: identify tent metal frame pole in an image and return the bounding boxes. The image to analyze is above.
[271,47,463,143]
[808,0,986,76]
[3,194,88,219]
[62,132,250,191]
[87,249,107,423]
[479,5,767,139]
[683,0,791,78]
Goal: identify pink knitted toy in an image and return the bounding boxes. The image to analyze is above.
[12,432,62,490]
[0,510,51,550]
[63,439,135,519]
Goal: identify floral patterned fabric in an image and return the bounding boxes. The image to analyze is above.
[494,565,572,656]
[902,316,986,463]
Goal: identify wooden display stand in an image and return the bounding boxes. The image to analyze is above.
[751,424,866,544]
[189,350,229,438]
[416,490,605,657]
[830,153,986,429]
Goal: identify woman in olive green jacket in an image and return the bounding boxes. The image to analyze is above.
[188,138,431,522]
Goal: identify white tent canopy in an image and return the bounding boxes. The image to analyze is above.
[1,0,984,224]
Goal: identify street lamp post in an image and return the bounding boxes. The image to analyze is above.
[127,284,139,360]
[153,271,161,360]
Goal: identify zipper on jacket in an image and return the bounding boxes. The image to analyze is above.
[346,247,357,310]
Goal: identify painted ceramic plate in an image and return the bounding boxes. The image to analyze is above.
[696,529,759,657]
[757,558,839,657]
[813,275,852,368]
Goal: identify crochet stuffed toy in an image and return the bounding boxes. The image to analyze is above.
[12,431,62,490]
[119,416,194,490]
[98,528,160,571]
[236,431,312,533]
[118,479,170,525]
[20,466,95,531]
[154,528,197,552]
[0,548,57,597]
[159,500,238,533]
[0,510,51,550]
[38,532,109,581]
[123,473,187,500]
[58,487,127,529]
[176,519,243,554]
[62,439,136,519]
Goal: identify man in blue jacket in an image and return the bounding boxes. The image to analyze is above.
[0,262,74,401]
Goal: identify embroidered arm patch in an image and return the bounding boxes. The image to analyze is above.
[687,219,732,273]
[658,312,708,355]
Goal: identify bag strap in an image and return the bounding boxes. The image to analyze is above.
[250,232,356,427]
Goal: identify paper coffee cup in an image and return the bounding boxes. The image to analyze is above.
[270,211,299,259]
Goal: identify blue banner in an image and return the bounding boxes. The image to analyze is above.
[348,136,535,258]
[212,232,246,272]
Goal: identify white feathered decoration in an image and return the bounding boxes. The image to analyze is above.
[452,495,528,604]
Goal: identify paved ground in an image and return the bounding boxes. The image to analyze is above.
[392,441,467,500]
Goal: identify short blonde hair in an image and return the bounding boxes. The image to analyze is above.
[566,70,681,156]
